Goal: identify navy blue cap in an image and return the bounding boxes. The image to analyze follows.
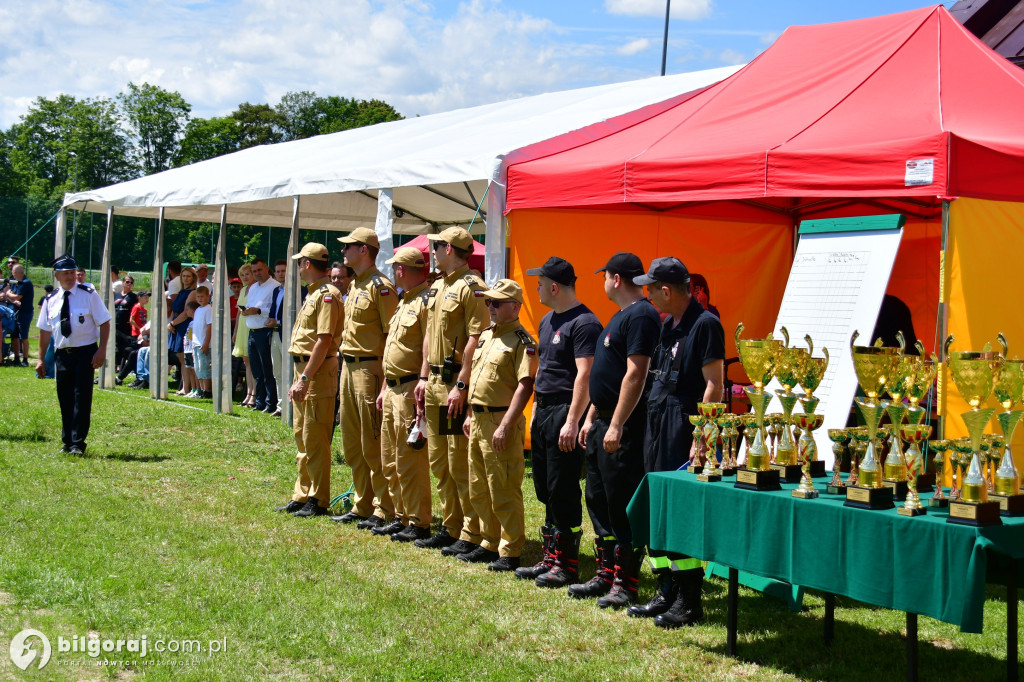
[52,254,78,271]
[633,256,691,286]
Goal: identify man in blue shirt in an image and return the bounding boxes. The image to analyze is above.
[3,263,35,366]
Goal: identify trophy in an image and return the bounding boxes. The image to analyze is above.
[844,332,898,510]
[945,335,1003,526]
[897,423,932,516]
[847,427,869,487]
[950,438,973,501]
[991,334,1024,515]
[770,328,803,483]
[738,413,756,466]
[718,414,739,476]
[792,413,824,498]
[882,333,917,500]
[827,429,849,494]
[928,440,951,507]
[797,334,830,478]
[734,324,783,491]
[904,344,939,493]
[688,414,704,474]
[696,402,726,482]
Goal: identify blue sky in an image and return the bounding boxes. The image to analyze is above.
[0,0,956,127]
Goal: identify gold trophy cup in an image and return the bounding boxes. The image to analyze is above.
[928,439,951,507]
[991,334,1024,515]
[792,413,825,499]
[798,334,830,478]
[688,414,705,474]
[734,324,783,491]
[827,429,849,494]
[696,402,726,482]
[904,345,939,493]
[770,328,804,483]
[897,423,932,516]
[882,333,917,499]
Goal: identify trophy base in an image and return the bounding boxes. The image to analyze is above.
[883,479,910,501]
[928,496,950,508]
[915,473,935,494]
[809,460,827,478]
[690,465,703,475]
[696,472,722,482]
[897,505,928,517]
[792,488,819,499]
[844,485,895,510]
[734,468,782,491]
[719,466,737,477]
[826,482,847,495]
[769,463,802,484]
[990,492,1024,517]
[947,500,1003,526]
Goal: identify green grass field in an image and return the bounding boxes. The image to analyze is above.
[0,364,1019,680]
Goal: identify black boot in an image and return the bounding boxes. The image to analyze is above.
[514,525,554,580]
[597,545,644,610]
[567,538,616,599]
[627,571,676,618]
[535,529,581,588]
[654,568,706,628]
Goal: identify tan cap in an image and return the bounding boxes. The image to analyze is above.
[291,242,330,261]
[337,227,380,250]
[481,278,523,303]
[427,226,474,251]
[385,246,427,267]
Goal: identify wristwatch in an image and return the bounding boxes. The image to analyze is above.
[300,374,310,383]
[456,380,468,391]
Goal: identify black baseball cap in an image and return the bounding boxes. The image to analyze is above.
[634,256,691,286]
[526,256,577,286]
[595,252,645,280]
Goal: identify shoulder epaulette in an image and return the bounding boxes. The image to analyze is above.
[41,290,57,302]
[515,329,536,346]
[417,288,431,305]
[319,283,330,293]
[371,273,393,296]
[77,283,94,292]
[464,274,482,287]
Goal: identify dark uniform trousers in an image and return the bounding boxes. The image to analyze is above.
[55,343,98,450]
[585,406,647,548]
[292,356,338,507]
[530,400,584,531]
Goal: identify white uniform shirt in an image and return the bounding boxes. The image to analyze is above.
[36,284,112,349]
[245,278,281,330]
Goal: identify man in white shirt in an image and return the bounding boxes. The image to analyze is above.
[196,263,213,293]
[165,260,183,316]
[111,267,124,298]
[241,258,281,413]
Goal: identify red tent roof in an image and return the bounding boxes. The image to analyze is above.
[505,6,1024,210]
[402,233,486,273]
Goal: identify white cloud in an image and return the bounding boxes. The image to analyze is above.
[617,38,652,56]
[718,48,746,65]
[605,0,712,21]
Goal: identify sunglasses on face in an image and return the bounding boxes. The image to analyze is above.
[485,299,509,309]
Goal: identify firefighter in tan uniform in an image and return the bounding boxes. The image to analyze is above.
[330,227,400,529]
[459,279,537,570]
[413,227,490,555]
[274,243,344,518]
[373,247,433,542]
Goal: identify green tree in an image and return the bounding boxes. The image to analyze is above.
[231,102,286,148]
[173,116,240,167]
[276,91,322,141]
[275,92,405,140]
[118,82,192,176]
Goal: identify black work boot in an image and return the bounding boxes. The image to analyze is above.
[371,519,406,536]
[597,545,644,610]
[536,529,581,588]
[357,515,386,530]
[331,511,367,524]
[567,538,616,599]
[415,527,455,549]
[488,556,521,572]
[628,571,677,618]
[514,525,555,580]
[294,498,328,518]
[392,525,431,543]
[442,539,479,557]
[274,500,305,513]
[655,568,706,628]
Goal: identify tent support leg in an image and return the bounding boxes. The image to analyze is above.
[212,205,232,414]
[151,208,168,400]
[98,206,116,389]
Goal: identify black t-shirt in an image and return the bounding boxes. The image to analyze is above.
[649,296,726,415]
[9,279,34,319]
[535,303,603,395]
[114,290,139,335]
[589,299,661,411]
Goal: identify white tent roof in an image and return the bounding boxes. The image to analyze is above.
[62,66,741,234]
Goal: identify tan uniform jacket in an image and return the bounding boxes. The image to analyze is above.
[341,267,398,356]
[468,320,537,407]
[288,276,344,397]
[426,264,490,366]
[382,280,429,380]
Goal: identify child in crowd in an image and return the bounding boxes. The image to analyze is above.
[191,286,213,399]
[181,300,199,398]
[130,291,149,338]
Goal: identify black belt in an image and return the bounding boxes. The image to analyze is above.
[386,374,418,388]
[56,343,98,354]
[342,354,378,364]
[428,364,462,375]
[472,404,508,413]
[535,392,572,408]
[594,409,615,419]
[293,355,310,363]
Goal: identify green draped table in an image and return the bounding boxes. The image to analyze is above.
[627,471,1024,680]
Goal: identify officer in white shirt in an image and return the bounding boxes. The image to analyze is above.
[36,255,112,455]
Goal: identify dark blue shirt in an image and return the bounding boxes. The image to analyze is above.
[589,299,660,412]
[10,278,34,319]
[535,303,602,396]
[648,296,725,414]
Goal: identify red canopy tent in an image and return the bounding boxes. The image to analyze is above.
[402,233,486,274]
[502,5,1024,446]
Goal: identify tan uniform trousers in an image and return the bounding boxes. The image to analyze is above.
[339,358,393,519]
[292,359,338,507]
[380,380,432,528]
[425,374,480,544]
[469,410,526,557]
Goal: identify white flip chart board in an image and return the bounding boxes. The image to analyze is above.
[758,224,904,468]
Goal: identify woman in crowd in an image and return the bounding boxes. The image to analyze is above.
[168,266,198,396]
[232,263,256,407]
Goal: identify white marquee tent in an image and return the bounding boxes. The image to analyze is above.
[58,65,741,418]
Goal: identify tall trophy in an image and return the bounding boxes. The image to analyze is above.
[844,332,898,510]
[770,328,804,483]
[928,439,951,507]
[734,324,783,491]
[792,413,824,498]
[696,402,726,482]
[903,343,938,493]
[882,333,917,500]
[827,429,849,494]
[797,334,830,478]
[991,334,1024,515]
[945,335,1003,526]
[688,414,704,474]
[718,413,739,476]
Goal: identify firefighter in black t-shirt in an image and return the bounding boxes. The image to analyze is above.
[519,257,602,588]
[570,252,661,610]
[630,256,724,628]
